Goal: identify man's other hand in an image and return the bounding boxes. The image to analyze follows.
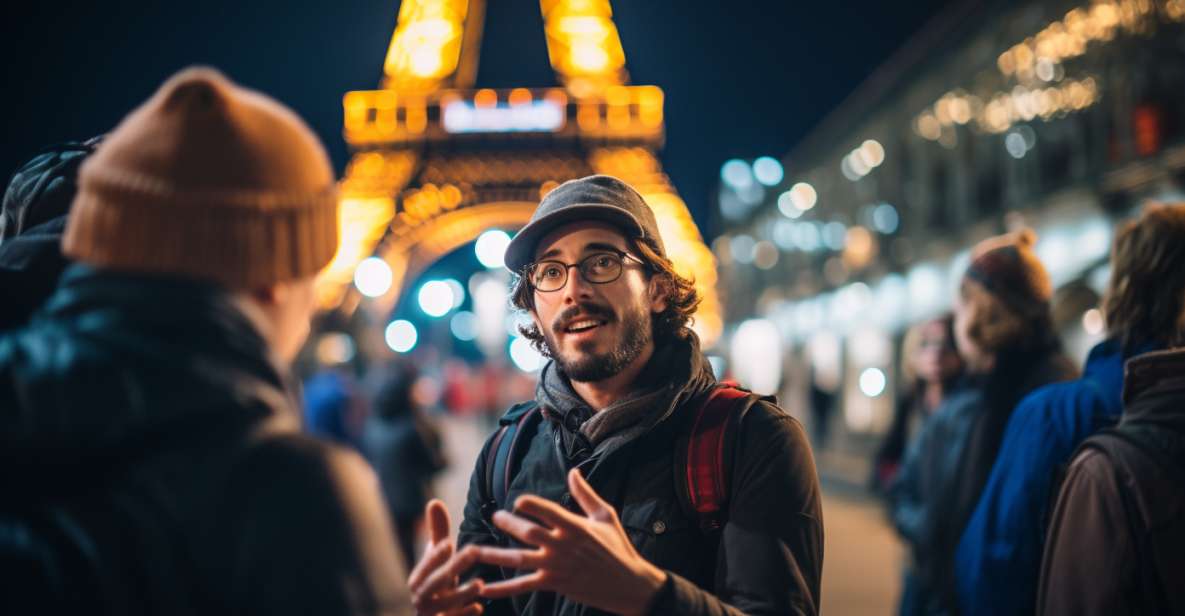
[408,499,484,616]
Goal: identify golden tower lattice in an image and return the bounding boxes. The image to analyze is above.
[318,0,722,346]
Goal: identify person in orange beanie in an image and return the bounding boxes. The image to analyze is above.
[0,67,412,615]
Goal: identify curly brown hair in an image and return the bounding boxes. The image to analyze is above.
[1103,203,1185,350]
[509,235,701,356]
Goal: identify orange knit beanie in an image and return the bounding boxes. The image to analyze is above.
[63,66,338,289]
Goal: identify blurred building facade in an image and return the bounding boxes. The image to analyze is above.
[713,0,1185,453]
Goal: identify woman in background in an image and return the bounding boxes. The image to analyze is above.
[870,314,963,495]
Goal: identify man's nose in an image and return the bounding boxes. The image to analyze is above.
[561,267,594,304]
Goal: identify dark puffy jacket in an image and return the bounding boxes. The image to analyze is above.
[0,266,411,615]
[890,346,1077,613]
[1038,348,1185,616]
[457,376,824,615]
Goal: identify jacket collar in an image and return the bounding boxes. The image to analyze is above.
[1123,347,1185,407]
[1081,338,1159,417]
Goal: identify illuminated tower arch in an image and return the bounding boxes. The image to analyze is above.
[319,0,722,346]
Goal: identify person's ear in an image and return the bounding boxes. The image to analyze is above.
[648,274,669,313]
[528,308,545,334]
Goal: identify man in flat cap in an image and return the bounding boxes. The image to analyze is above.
[409,175,824,616]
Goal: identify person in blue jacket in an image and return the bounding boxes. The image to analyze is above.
[954,203,1185,616]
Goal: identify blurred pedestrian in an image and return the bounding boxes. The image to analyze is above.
[0,68,411,614]
[869,314,963,496]
[406,175,823,615]
[304,369,366,451]
[1036,206,1185,616]
[890,229,1077,615]
[955,203,1185,616]
[808,368,837,448]
[0,137,100,331]
[1038,346,1185,616]
[364,361,448,571]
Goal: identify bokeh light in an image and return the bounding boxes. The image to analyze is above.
[354,257,393,298]
[475,229,511,269]
[418,280,457,317]
[450,310,478,341]
[509,337,545,372]
[385,320,418,353]
[859,367,887,398]
[752,156,784,186]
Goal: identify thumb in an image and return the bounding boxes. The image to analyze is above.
[568,468,612,520]
[425,498,451,545]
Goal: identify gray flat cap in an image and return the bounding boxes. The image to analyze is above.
[504,175,666,273]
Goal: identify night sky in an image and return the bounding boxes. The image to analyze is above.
[3,0,951,239]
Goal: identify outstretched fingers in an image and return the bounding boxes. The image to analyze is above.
[511,495,583,533]
[567,468,613,521]
[426,498,452,544]
[492,509,560,547]
[414,577,484,615]
[414,545,481,603]
[472,544,548,570]
[408,536,454,590]
[479,570,549,599]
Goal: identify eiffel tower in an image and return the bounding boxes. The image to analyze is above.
[317,0,722,347]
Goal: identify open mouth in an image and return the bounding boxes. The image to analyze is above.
[564,318,607,334]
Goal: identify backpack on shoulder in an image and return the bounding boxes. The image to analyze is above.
[1062,423,1185,615]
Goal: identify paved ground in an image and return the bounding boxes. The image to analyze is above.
[430,414,905,615]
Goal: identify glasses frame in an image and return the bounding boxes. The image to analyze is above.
[525,249,646,293]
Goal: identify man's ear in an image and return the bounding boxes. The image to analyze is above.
[648,274,669,313]
[529,308,546,333]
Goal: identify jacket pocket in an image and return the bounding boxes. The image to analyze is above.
[619,499,705,576]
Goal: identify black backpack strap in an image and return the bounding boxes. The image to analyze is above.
[480,402,541,523]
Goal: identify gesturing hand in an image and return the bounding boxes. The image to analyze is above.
[407,499,484,616]
[472,468,668,616]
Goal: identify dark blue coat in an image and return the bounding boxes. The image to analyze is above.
[953,339,1149,616]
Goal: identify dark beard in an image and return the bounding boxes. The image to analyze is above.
[547,304,651,383]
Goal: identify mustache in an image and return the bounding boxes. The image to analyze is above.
[553,303,615,331]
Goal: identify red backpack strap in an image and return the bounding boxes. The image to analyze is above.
[682,381,751,531]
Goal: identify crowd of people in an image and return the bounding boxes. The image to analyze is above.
[879,205,1185,615]
[1,66,1183,616]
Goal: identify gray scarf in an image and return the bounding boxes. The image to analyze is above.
[535,331,717,459]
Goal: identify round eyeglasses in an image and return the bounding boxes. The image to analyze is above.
[526,251,644,292]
